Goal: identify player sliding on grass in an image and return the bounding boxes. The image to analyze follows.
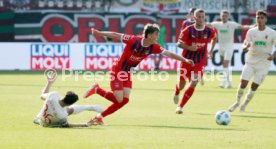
[228,10,276,112]
[33,72,104,127]
[173,9,217,114]
[84,23,194,125]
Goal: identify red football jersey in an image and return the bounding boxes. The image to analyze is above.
[114,34,164,72]
[179,25,216,65]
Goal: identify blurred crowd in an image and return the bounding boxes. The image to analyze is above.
[0,0,113,11]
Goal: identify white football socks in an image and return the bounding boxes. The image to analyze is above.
[236,87,245,103]
[71,105,103,115]
[242,89,256,106]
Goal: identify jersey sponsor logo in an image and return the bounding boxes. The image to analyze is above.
[254,41,266,46]
[129,55,143,61]
[219,29,228,33]
[30,44,70,70]
[192,42,206,49]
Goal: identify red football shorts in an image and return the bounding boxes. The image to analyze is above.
[110,65,132,91]
[179,62,204,81]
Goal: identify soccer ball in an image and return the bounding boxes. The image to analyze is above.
[215,110,231,125]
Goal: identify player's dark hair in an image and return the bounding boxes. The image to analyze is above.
[189,8,197,15]
[63,91,79,105]
[256,10,267,17]
[143,23,160,38]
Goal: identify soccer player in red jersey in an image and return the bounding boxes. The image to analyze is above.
[173,9,217,114]
[181,8,205,86]
[180,8,196,31]
[84,23,194,125]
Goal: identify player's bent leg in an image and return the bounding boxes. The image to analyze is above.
[219,56,226,88]
[228,80,248,112]
[176,76,198,114]
[117,87,131,109]
[68,105,104,115]
[83,83,99,98]
[173,80,186,104]
[223,60,232,89]
[240,83,259,112]
[88,90,124,126]
[113,90,124,103]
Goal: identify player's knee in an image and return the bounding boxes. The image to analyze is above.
[122,97,129,105]
[240,80,248,88]
[117,97,129,109]
[251,83,259,91]
[178,81,186,90]
[223,61,229,67]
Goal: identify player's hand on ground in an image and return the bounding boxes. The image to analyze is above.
[267,54,274,61]
[189,45,197,51]
[208,52,213,59]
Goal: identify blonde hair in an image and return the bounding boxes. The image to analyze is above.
[194,9,205,17]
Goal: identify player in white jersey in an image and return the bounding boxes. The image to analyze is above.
[33,72,104,127]
[210,10,252,88]
[228,10,276,112]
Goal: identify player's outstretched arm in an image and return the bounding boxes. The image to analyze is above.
[240,24,256,30]
[163,51,194,66]
[91,28,123,41]
[41,72,57,100]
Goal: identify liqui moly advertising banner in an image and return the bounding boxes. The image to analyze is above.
[30,44,70,70]
[0,42,275,71]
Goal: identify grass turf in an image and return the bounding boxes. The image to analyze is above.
[0,72,275,149]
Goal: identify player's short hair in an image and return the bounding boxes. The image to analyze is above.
[143,23,160,38]
[63,91,79,105]
[221,10,229,15]
[194,9,205,17]
[189,8,197,14]
[256,10,267,17]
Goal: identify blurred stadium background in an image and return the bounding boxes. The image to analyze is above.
[0,0,275,71]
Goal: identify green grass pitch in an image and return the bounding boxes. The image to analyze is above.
[0,71,275,149]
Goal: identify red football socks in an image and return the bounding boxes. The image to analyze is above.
[179,87,195,108]
[102,97,129,117]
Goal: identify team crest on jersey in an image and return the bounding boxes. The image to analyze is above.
[204,34,207,39]
[265,35,268,39]
[114,82,120,88]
